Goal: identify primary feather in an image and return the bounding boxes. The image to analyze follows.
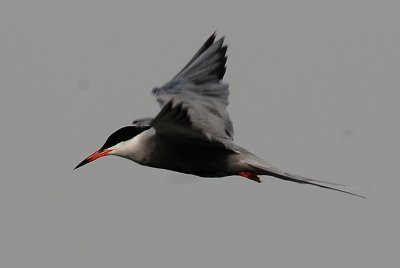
[151,33,234,148]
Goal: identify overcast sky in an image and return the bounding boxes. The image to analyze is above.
[1,0,399,267]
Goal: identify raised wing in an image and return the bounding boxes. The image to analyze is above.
[151,33,234,147]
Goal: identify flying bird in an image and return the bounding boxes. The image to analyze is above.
[75,33,363,198]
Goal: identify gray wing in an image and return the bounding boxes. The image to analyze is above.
[132,118,153,127]
[151,33,234,148]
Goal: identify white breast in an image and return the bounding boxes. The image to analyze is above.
[113,128,155,164]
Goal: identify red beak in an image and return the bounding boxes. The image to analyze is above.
[74,149,113,170]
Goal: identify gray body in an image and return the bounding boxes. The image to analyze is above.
[130,129,241,177]
[122,126,350,195]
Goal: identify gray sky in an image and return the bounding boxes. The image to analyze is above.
[1,0,399,267]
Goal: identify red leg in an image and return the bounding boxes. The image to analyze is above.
[239,171,262,183]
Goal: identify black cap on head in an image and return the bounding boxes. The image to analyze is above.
[100,125,150,150]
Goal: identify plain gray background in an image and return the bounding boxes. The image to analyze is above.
[1,0,399,267]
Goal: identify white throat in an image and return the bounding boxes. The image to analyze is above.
[111,128,154,164]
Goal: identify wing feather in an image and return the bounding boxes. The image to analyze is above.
[151,33,234,148]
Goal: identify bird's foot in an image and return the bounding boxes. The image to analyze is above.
[239,171,262,183]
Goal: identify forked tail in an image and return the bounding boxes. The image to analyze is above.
[241,161,365,198]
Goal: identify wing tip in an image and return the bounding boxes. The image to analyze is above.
[205,32,217,49]
[174,32,228,83]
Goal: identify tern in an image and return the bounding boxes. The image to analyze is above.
[75,33,363,198]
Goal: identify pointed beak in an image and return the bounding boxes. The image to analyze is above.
[74,149,113,170]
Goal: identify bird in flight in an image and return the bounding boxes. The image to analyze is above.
[74,33,363,198]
